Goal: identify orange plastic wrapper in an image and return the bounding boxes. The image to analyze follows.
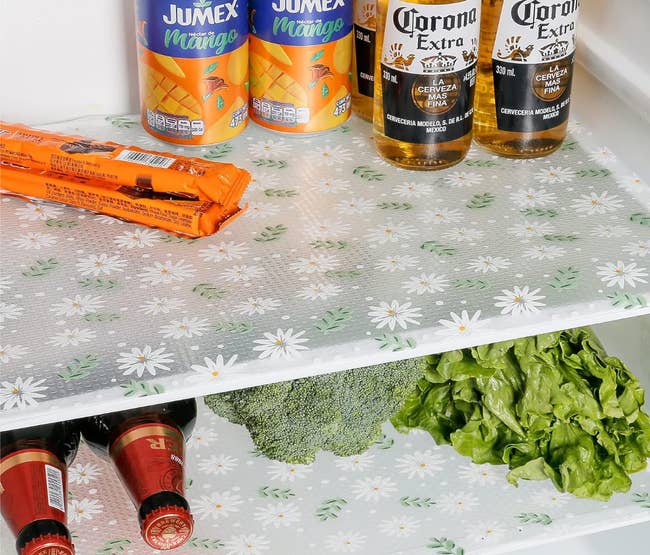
[0,122,250,237]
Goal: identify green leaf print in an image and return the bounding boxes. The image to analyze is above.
[216,95,225,110]
[400,496,436,508]
[193,283,227,300]
[78,278,119,290]
[630,212,650,226]
[375,333,417,352]
[83,312,121,322]
[516,512,553,525]
[188,538,225,549]
[106,116,137,129]
[22,258,59,277]
[561,139,578,151]
[58,354,100,382]
[310,50,325,62]
[315,307,353,334]
[315,498,347,521]
[632,492,650,508]
[543,234,579,242]
[252,159,288,169]
[203,61,219,74]
[521,208,559,218]
[464,159,497,167]
[324,269,362,278]
[577,168,611,178]
[45,218,79,229]
[373,433,395,449]
[353,165,385,181]
[547,267,581,290]
[254,224,288,242]
[420,241,456,256]
[96,538,132,554]
[120,380,165,397]
[258,486,296,500]
[264,188,298,198]
[203,143,233,160]
[338,124,352,133]
[607,291,647,310]
[427,537,464,555]
[321,83,329,97]
[310,240,349,250]
[160,234,198,244]
[454,278,490,290]
[377,201,414,210]
[212,321,253,334]
[466,193,496,209]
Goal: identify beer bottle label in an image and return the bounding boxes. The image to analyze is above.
[0,449,68,537]
[380,0,481,144]
[109,423,186,507]
[491,0,579,132]
[354,0,377,98]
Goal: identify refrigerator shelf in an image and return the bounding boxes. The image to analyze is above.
[1,115,649,431]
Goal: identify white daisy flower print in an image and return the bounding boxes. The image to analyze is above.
[444,171,483,187]
[443,227,484,242]
[76,254,127,276]
[94,214,122,225]
[466,521,506,543]
[317,177,351,194]
[436,491,479,514]
[368,300,422,330]
[193,491,243,520]
[198,454,239,476]
[324,531,367,553]
[245,172,280,192]
[589,145,617,166]
[567,119,584,135]
[334,452,375,472]
[223,534,270,555]
[312,144,353,165]
[590,224,631,238]
[305,218,352,239]
[402,273,450,295]
[296,282,342,301]
[0,276,12,295]
[290,254,339,273]
[395,450,444,478]
[199,241,249,262]
[467,256,512,273]
[494,286,546,315]
[12,232,58,250]
[418,207,464,225]
[221,264,264,282]
[437,310,483,336]
[509,187,557,207]
[190,354,238,381]
[267,461,313,482]
[254,502,301,528]
[0,377,47,410]
[233,297,281,316]
[533,166,575,184]
[248,138,291,158]
[375,255,419,273]
[253,328,309,359]
[138,297,185,315]
[117,345,174,377]
[508,220,555,238]
[457,463,501,486]
[48,328,96,347]
[114,228,161,249]
[0,344,28,363]
[138,260,195,285]
[15,202,63,221]
[336,197,375,215]
[0,302,24,323]
[69,498,103,523]
[530,486,572,509]
[571,191,623,215]
[617,173,646,192]
[378,516,420,537]
[188,426,218,449]
[596,261,648,289]
[351,476,397,501]
[68,462,101,485]
[623,240,649,258]
[522,245,567,260]
[51,295,103,317]
[365,221,418,244]
[160,317,210,339]
[246,202,280,220]
[392,182,434,198]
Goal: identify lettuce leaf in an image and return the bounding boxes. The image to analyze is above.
[391,327,650,501]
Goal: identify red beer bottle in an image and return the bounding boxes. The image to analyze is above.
[80,399,196,550]
[1,421,80,555]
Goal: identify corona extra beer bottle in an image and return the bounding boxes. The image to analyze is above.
[374,0,481,170]
[474,0,580,157]
[352,0,377,121]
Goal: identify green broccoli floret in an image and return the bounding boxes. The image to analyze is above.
[204,357,425,464]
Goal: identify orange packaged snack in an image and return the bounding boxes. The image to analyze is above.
[0,123,250,237]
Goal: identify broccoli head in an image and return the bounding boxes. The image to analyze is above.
[204,357,425,464]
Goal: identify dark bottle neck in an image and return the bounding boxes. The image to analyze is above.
[16,520,71,554]
[1,422,80,466]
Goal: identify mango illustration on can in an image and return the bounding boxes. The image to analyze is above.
[135,0,249,145]
[249,0,353,133]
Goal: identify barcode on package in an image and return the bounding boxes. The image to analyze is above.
[45,464,65,512]
[115,149,176,169]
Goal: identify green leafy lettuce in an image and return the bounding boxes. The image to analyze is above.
[392,328,650,500]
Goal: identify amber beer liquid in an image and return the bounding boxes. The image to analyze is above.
[1,422,80,555]
[80,400,197,551]
[474,0,579,157]
[374,0,481,170]
[352,0,377,121]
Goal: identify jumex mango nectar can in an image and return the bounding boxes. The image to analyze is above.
[249,0,353,133]
[135,0,249,145]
